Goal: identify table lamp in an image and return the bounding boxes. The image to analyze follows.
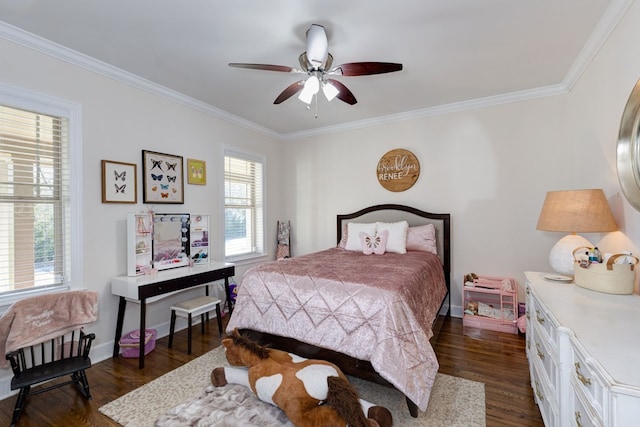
[536,189,618,276]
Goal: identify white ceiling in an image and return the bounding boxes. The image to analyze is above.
[0,0,631,138]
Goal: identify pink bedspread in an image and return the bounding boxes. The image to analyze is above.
[227,247,447,411]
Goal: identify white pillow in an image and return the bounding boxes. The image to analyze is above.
[345,222,377,251]
[376,221,408,254]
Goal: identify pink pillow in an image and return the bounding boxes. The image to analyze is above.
[338,224,348,248]
[406,224,437,254]
[359,230,388,255]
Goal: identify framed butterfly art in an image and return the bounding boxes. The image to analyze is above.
[101,160,137,203]
[142,150,184,204]
[187,158,206,185]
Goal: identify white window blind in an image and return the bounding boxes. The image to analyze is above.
[224,152,264,259]
[0,105,70,295]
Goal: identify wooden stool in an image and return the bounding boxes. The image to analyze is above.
[168,296,222,354]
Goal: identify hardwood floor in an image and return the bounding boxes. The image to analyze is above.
[432,318,544,427]
[0,316,543,426]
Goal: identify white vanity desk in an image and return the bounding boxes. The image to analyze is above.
[111,261,235,368]
[524,271,640,427]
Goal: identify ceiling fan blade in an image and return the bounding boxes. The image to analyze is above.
[327,79,357,105]
[332,62,403,76]
[305,24,329,69]
[273,80,305,104]
[228,63,299,73]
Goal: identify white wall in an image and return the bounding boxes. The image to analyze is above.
[281,1,640,314]
[0,36,283,395]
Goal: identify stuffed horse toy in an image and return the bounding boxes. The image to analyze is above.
[211,329,393,427]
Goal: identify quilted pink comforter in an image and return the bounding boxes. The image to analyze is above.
[227,247,447,411]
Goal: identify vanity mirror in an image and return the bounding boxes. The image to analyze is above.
[152,213,190,270]
[617,78,640,211]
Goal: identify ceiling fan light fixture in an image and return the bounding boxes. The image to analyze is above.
[322,81,339,102]
[306,24,329,68]
[229,24,402,107]
[298,75,320,104]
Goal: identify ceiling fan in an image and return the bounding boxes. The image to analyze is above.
[229,24,403,107]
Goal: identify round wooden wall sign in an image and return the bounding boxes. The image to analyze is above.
[377,148,420,192]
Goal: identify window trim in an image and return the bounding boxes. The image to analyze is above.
[0,82,83,310]
[222,146,266,263]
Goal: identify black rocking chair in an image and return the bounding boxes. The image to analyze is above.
[5,329,96,426]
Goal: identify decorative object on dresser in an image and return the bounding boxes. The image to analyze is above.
[572,250,639,295]
[524,271,640,427]
[536,189,618,276]
[462,274,518,334]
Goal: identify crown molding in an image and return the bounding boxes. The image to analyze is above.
[562,0,635,90]
[0,21,280,140]
[280,84,569,141]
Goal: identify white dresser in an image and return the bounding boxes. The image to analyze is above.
[525,271,640,427]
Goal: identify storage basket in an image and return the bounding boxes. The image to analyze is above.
[573,249,638,295]
[119,329,157,358]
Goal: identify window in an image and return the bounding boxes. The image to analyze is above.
[224,150,264,260]
[0,85,80,304]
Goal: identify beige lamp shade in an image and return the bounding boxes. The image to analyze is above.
[536,189,618,233]
[537,189,618,276]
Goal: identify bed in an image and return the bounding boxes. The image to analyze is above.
[226,204,451,416]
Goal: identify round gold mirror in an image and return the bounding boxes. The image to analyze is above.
[617,79,640,212]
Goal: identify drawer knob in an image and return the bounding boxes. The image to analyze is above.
[536,343,545,360]
[526,310,530,320]
[526,287,530,295]
[575,362,592,386]
[575,411,583,427]
[536,310,545,324]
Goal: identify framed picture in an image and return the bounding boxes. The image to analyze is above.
[101,160,137,203]
[142,150,184,204]
[187,158,206,185]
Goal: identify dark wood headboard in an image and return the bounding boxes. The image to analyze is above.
[336,204,451,277]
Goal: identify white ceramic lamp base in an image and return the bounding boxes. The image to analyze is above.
[549,234,593,276]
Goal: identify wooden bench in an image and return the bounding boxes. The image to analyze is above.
[168,295,222,354]
[5,329,95,427]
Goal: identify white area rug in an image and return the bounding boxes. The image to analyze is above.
[99,346,485,426]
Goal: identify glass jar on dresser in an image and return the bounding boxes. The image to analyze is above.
[524,271,640,427]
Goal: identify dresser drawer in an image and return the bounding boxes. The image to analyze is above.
[530,356,559,427]
[526,285,559,352]
[570,338,605,420]
[530,322,559,399]
[571,379,604,427]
